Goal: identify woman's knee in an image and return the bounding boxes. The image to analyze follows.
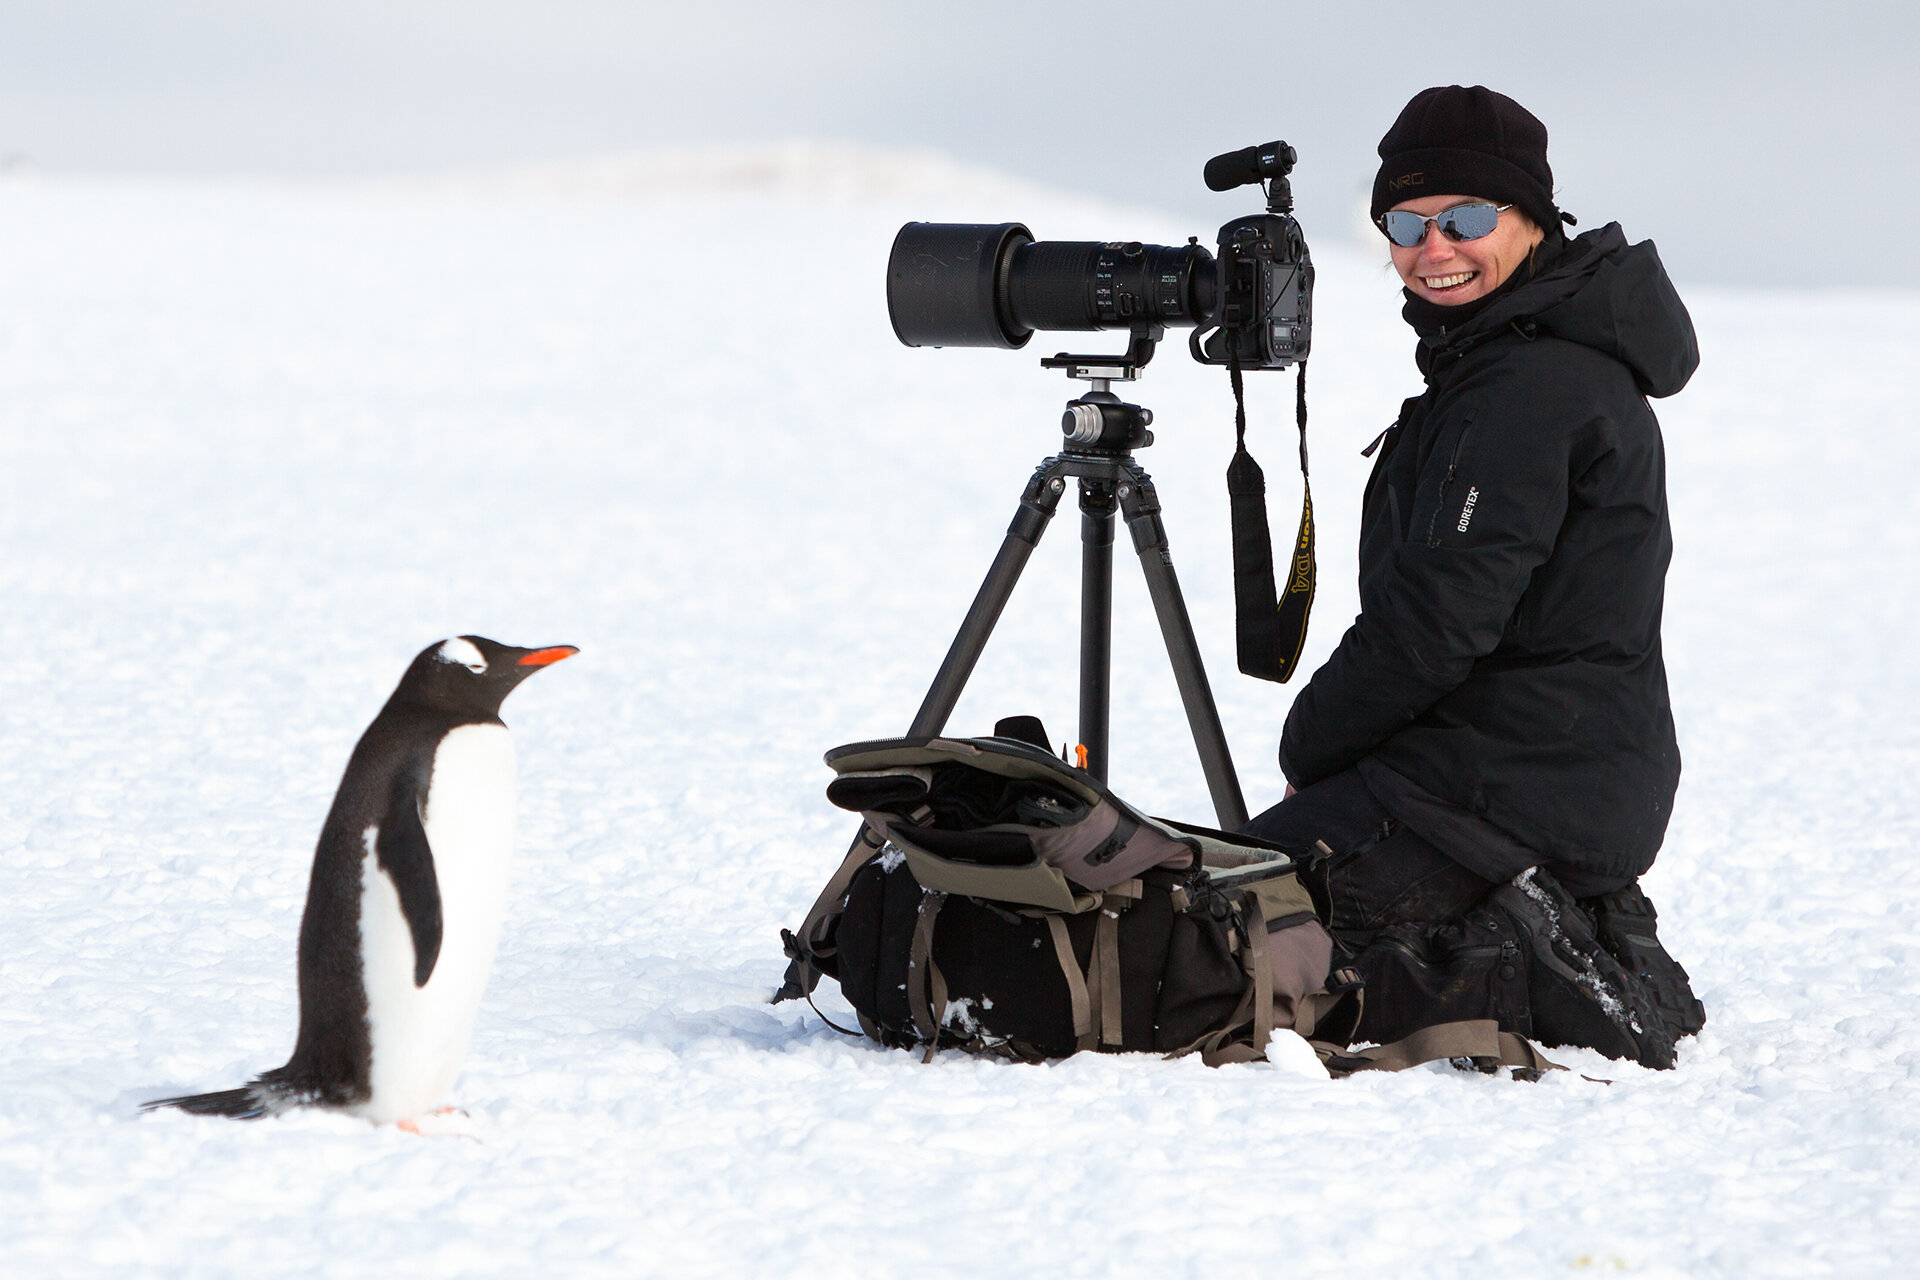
[1242,769,1384,850]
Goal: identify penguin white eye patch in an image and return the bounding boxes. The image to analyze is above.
[434,638,488,672]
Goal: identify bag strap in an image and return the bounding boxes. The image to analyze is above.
[1090,879,1144,1048]
[1243,898,1275,1056]
[1292,972,1360,1043]
[1227,351,1316,683]
[1313,1019,1564,1080]
[1034,882,1146,1055]
[1092,908,1124,1048]
[774,821,889,1003]
[1044,915,1097,1050]
[907,890,950,1062]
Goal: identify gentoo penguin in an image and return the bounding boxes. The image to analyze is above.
[145,635,576,1124]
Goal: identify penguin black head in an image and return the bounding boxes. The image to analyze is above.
[389,635,578,719]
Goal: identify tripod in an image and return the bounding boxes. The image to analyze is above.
[906,332,1248,830]
[772,331,1251,1006]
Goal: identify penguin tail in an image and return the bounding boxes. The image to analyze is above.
[142,1065,344,1120]
[141,1086,277,1119]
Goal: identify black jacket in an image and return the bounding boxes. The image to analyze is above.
[1278,224,1698,882]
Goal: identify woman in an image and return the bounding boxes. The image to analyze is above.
[1245,85,1705,1067]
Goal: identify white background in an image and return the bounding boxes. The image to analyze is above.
[1,0,1916,287]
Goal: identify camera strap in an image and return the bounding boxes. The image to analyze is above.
[1226,351,1315,683]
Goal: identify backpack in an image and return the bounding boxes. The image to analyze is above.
[775,724,1561,1077]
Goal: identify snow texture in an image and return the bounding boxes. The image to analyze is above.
[2,147,1918,1278]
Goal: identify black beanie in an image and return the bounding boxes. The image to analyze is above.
[1371,85,1561,232]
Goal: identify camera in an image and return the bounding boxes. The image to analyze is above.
[886,141,1313,372]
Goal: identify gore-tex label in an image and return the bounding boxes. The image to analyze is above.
[1456,486,1480,533]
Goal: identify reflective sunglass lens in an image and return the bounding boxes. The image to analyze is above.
[1380,203,1504,247]
[1381,211,1426,246]
[1441,204,1500,240]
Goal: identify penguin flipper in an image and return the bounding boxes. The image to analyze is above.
[378,771,444,988]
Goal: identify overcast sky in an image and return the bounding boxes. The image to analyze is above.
[3,0,1915,288]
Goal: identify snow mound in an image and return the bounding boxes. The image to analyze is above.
[374,139,1080,208]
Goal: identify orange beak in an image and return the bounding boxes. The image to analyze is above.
[517,646,579,667]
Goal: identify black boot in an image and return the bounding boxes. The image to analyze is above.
[1581,883,1706,1038]
[1492,869,1680,1069]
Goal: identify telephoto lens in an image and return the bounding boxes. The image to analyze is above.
[887,223,1217,350]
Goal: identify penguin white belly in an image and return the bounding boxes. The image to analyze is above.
[355,723,517,1123]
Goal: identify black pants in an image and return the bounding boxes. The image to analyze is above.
[1245,769,1534,1044]
[1248,768,1696,1061]
[1244,769,1497,937]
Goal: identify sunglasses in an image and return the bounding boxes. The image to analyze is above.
[1377,202,1513,248]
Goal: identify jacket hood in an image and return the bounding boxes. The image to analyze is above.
[1415,223,1699,398]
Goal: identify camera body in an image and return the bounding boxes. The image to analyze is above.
[886,141,1313,373]
[1196,211,1312,370]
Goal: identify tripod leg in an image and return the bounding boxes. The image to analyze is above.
[1079,483,1115,780]
[779,454,1065,1007]
[909,459,1069,736]
[1118,469,1250,830]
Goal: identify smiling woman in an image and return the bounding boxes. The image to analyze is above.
[1383,195,1542,305]
[1370,85,1563,313]
[1245,85,1708,1069]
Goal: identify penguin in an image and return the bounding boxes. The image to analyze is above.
[144,635,576,1124]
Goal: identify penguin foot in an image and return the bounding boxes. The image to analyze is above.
[396,1107,475,1138]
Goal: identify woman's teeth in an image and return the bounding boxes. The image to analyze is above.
[1423,271,1477,291]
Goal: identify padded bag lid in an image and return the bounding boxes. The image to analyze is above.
[827,733,1198,911]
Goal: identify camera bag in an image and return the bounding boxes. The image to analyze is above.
[776,723,1561,1076]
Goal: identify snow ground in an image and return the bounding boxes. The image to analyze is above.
[1,149,1917,1278]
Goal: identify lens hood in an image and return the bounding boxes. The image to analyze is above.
[887,222,1035,349]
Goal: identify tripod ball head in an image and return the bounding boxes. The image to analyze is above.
[1063,392,1153,452]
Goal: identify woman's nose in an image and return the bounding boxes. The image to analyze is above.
[1421,223,1454,259]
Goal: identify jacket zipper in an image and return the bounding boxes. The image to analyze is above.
[1424,419,1476,548]
[1378,935,1506,969]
